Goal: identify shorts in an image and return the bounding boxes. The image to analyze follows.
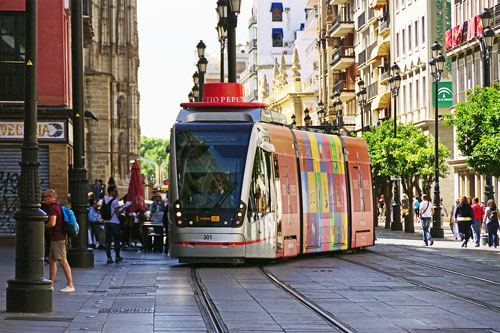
[49,240,67,260]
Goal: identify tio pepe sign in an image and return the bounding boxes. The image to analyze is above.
[0,121,66,141]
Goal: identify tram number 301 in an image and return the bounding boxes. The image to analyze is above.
[203,235,213,240]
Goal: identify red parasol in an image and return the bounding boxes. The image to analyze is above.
[126,161,146,213]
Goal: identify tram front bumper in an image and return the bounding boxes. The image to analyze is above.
[170,233,246,259]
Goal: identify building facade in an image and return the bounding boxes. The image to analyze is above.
[0,0,74,234]
[83,0,141,190]
[445,0,500,202]
[240,0,308,102]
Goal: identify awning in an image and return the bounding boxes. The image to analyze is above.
[272,28,283,37]
[370,39,390,61]
[372,90,391,110]
[270,2,283,12]
[369,0,387,10]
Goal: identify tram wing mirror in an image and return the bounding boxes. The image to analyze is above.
[260,142,275,153]
[165,144,170,154]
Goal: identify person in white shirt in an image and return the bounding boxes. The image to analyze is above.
[419,194,434,246]
[102,185,126,264]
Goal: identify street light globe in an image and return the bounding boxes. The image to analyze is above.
[481,8,492,30]
[436,54,446,73]
[393,73,401,89]
[217,18,228,40]
[429,58,437,77]
[216,0,229,19]
[193,72,199,85]
[196,40,206,58]
[431,41,441,59]
[197,56,208,74]
[391,62,400,75]
[229,0,242,14]
[483,27,496,49]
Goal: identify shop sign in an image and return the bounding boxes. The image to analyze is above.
[0,121,66,141]
[432,82,453,107]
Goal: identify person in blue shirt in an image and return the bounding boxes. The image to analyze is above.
[88,199,103,248]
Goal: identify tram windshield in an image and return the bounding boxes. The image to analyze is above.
[175,123,252,210]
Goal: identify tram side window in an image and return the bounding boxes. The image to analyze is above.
[248,148,272,221]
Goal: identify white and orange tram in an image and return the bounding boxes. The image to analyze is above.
[168,83,374,264]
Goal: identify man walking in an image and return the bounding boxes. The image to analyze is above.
[43,189,75,292]
[471,197,484,247]
[419,194,434,246]
[102,185,124,264]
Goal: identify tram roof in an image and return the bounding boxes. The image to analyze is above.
[175,107,288,126]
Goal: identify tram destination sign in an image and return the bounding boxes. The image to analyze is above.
[0,121,67,142]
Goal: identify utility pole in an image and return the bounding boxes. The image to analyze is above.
[67,0,94,267]
[6,0,53,313]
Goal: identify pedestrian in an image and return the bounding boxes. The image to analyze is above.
[471,197,485,247]
[378,195,385,216]
[102,185,125,264]
[99,179,105,199]
[455,195,474,247]
[91,178,100,200]
[88,198,103,248]
[484,199,499,248]
[151,193,165,223]
[42,189,75,292]
[401,193,409,221]
[414,196,420,222]
[449,198,460,240]
[419,194,434,246]
[107,176,116,188]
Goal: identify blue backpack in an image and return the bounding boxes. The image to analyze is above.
[60,205,79,238]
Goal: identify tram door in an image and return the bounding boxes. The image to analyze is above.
[272,154,283,254]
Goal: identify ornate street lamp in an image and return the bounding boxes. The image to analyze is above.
[357,79,367,133]
[334,98,343,128]
[291,113,296,127]
[193,84,200,100]
[197,54,208,102]
[217,17,228,82]
[188,92,194,102]
[193,72,199,85]
[6,0,53,313]
[480,8,497,203]
[389,62,402,231]
[429,42,446,238]
[196,40,206,58]
[304,108,312,126]
[218,0,241,82]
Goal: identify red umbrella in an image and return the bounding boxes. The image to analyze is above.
[126,161,146,213]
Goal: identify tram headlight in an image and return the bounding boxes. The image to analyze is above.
[176,211,182,217]
[237,212,243,217]
[175,203,181,209]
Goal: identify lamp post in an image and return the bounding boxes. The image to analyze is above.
[67,0,94,268]
[188,92,194,102]
[334,98,343,129]
[196,41,207,102]
[193,84,200,101]
[217,17,228,82]
[217,0,241,82]
[304,108,311,126]
[317,101,325,125]
[6,0,53,313]
[480,8,496,203]
[291,113,296,127]
[389,62,402,231]
[357,80,367,133]
[429,41,446,238]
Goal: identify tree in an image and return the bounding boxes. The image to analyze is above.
[363,120,450,231]
[444,83,500,177]
[140,136,170,181]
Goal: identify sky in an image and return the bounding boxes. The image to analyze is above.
[137,1,252,139]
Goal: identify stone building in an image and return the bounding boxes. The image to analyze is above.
[83,0,141,189]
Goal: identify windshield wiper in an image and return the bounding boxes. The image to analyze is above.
[210,181,238,212]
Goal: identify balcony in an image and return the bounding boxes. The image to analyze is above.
[330,0,349,5]
[249,39,257,51]
[379,68,390,85]
[330,46,355,70]
[379,15,389,37]
[304,8,318,33]
[248,15,257,27]
[367,9,376,25]
[333,80,356,102]
[494,4,500,28]
[358,49,367,67]
[357,12,365,29]
[329,15,355,38]
[367,82,378,100]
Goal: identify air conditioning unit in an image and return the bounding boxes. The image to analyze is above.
[313,62,319,70]
[284,42,290,47]
[284,7,290,12]
[284,51,288,54]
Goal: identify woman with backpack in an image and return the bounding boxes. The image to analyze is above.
[455,196,474,247]
[484,199,499,248]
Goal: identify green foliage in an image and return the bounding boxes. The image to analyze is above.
[362,119,450,194]
[140,136,170,180]
[444,83,500,177]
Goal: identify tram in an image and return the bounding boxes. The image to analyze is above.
[168,83,374,264]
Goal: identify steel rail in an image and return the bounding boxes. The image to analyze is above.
[339,257,500,314]
[368,250,500,287]
[190,267,228,333]
[259,266,356,333]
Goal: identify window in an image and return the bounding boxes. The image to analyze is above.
[402,29,406,55]
[422,76,426,107]
[415,21,418,47]
[0,12,25,101]
[396,33,400,57]
[421,16,425,44]
[415,79,419,108]
[272,28,283,47]
[408,25,412,51]
[270,2,283,22]
[409,82,413,110]
[248,148,272,221]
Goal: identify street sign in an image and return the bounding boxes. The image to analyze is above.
[432,81,453,107]
[390,176,401,181]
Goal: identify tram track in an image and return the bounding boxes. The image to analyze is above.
[190,267,228,333]
[338,256,500,314]
[368,250,500,287]
[259,266,356,333]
